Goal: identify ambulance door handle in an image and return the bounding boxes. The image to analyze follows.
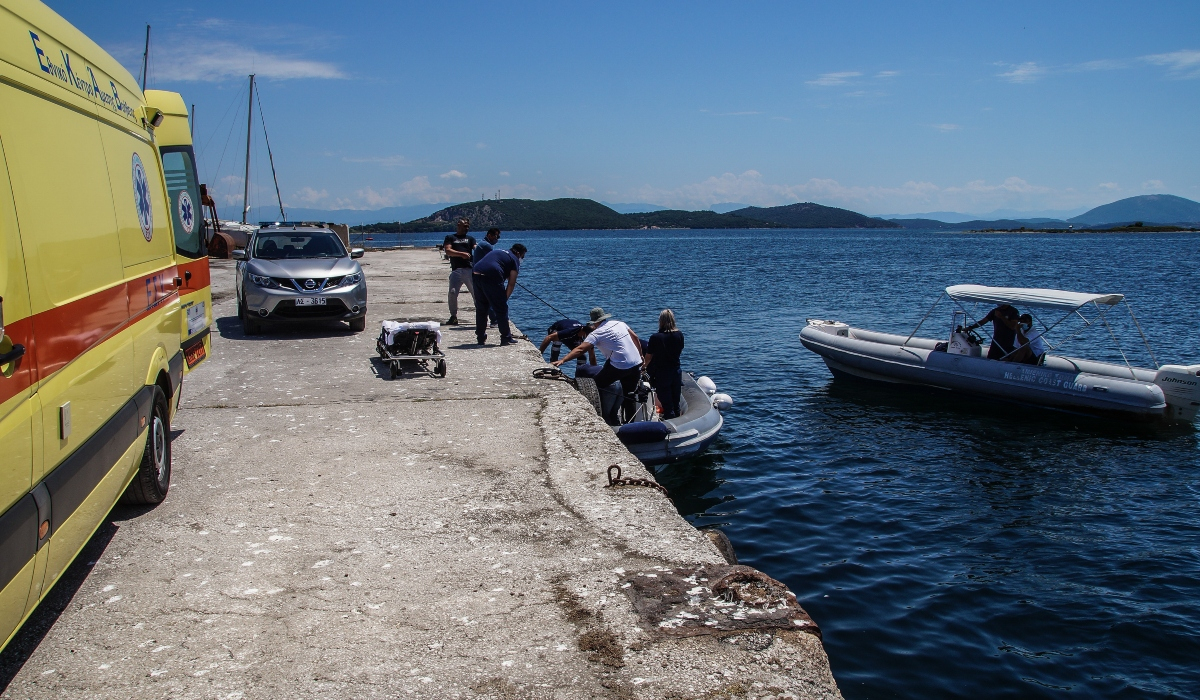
[173,277,183,287]
[0,343,25,367]
[184,270,192,281]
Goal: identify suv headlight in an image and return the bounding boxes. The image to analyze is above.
[334,272,362,287]
[249,273,276,288]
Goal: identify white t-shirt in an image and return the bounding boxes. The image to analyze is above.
[1024,328,1047,356]
[584,320,641,370]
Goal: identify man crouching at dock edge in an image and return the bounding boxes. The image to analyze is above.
[473,243,527,346]
[553,307,644,425]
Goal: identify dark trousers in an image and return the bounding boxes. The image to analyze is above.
[594,360,641,425]
[474,274,512,343]
[650,369,683,419]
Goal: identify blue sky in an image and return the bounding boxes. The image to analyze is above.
[54,0,1200,216]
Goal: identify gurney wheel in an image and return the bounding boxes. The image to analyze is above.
[389,364,400,380]
[435,359,447,378]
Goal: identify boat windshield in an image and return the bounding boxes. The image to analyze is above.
[253,231,347,259]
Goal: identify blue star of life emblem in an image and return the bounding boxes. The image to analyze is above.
[178,190,196,234]
[131,153,154,241]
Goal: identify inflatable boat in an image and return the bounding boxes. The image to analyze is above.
[799,285,1200,423]
[576,371,732,465]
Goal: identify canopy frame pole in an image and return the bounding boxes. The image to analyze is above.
[1049,302,1117,356]
[903,292,945,346]
[1097,304,1136,379]
[1123,300,1159,369]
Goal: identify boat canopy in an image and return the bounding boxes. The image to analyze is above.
[946,285,1124,311]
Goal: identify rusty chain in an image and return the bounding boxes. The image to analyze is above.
[606,464,668,495]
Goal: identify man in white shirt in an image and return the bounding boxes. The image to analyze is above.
[552,307,644,425]
[1017,313,1047,365]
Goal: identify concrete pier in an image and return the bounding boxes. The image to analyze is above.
[0,249,841,699]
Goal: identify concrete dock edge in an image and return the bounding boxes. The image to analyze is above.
[0,248,842,700]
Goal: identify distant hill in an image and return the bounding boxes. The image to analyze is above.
[283,204,447,226]
[600,201,668,214]
[1069,194,1200,225]
[889,218,1070,230]
[728,202,894,228]
[392,198,778,232]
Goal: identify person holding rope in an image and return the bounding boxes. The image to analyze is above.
[552,307,644,425]
[472,243,526,346]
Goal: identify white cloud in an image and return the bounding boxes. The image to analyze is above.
[997,62,1045,83]
[1098,182,1119,191]
[342,155,410,167]
[476,142,488,149]
[151,41,343,82]
[1143,180,1165,190]
[355,177,456,207]
[292,187,328,204]
[440,170,467,179]
[931,123,961,132]
[499,171,511,177]
[875,71,900,79]
[1141,50,1200,78]
[806,71,861,86]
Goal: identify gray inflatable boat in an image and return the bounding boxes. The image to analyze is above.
[576,371,732,465]
[799,285,1200,422]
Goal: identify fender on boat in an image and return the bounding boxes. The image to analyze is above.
[617,421,672,445]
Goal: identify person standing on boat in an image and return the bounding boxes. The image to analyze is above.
[443,218,476,325]
[552,307,644,425]
[962,304,1022,360]
[472,243,526,346]
[644,309,685,419]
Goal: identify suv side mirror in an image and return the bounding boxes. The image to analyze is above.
[232,249,246,260]
[350,248,365,259]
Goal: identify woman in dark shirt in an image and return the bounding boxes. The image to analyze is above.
[645,309,685,418]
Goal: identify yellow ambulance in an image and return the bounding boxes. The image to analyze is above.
[0,0,210,651]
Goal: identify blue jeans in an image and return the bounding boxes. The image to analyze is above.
[474,274,512,343]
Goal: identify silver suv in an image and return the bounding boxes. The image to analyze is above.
[234,225,368,334]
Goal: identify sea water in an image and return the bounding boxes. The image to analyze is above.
[395,228,1200,698]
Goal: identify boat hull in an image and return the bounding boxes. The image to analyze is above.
[800,325,1168,420]
[621,373,725,465]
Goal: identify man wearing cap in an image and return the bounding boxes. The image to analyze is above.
[552,308,644,425]
[443,218,476,325]
[473,243,527,346]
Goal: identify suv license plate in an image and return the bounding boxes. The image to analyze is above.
[295,297,327,306]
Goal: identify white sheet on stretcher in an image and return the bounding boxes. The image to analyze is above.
[381,320,442,346]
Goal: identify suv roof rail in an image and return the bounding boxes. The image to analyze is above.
[258,221,329,229]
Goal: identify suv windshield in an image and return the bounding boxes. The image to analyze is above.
[253,231,347,259]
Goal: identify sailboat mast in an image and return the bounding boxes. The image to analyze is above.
[241,74,255,224]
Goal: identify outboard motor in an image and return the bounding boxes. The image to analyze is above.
[1154,364,1200,422]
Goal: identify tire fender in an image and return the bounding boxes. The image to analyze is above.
[142,344,173,396]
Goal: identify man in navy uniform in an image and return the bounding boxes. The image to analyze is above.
[539,318,597,367]
[472,243,526,346]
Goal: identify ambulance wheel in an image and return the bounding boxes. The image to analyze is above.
[121,385,171,505]
[349,316,366,333]
[575,377,603,417]
[435,359,447,378]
